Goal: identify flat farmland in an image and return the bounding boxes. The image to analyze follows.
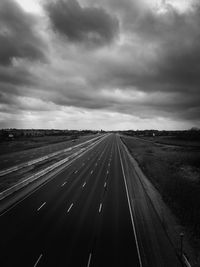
[137,135,200,147]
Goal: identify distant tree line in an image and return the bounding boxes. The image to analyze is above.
[0,129,101,141]
[119,128,200,140]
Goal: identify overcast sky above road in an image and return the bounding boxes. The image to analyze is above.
[0,0,199,130]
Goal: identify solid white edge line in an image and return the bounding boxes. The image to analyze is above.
[67,203,73,213]
[117,141,143,267]
[34,254,43,267]
[87,253,92,267]
[37,202,46,211]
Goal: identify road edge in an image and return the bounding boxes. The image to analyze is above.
[120,136,192,267]
[117,140,143,267]
[0,134,108,205]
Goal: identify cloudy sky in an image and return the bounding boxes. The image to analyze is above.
[0,0,199,130]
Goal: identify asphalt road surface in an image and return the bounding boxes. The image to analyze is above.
[0,134,100,171]
[0,134,141,267]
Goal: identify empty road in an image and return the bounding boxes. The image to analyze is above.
[0,134,142,266]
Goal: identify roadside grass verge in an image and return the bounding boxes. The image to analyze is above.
[121,135,200,259]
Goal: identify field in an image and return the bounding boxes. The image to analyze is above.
[137,135,200,147]
[121,135,200,258]
[0,135,74,156]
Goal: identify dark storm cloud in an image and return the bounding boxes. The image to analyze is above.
[0,0,46,65]
[83,0,200,91]
[45,0,119,47]
[129,3,200,94]
[0,0,47,115]
[90,3,200,90]
[1,0,200,129]
[0,65,35,86]
[77,1,200,124]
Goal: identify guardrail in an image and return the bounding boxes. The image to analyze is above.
[0,135,103,177]
[0,135,107,201]
[0,154,73,201]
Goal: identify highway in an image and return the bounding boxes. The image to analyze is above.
[0,134,101,173]
[0,133,183,266]
[0,134,141,267]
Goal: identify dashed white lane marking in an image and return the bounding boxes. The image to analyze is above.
[74,170,78,174]
[61,181,67,187]
[87,253,92,267]
[67,203,74,213]
[37,202,46,211]
[104,182,107,188]
[82,182,86,188]
[107,170,109,174]
[90,170,93,174]
[99,203,102,213]
[34,254,43,267]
